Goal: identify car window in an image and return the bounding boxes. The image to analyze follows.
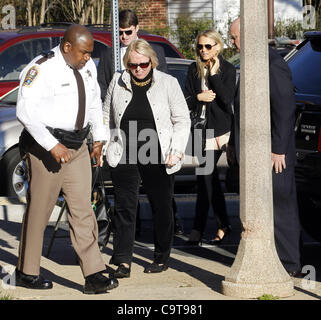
[167,63,190,90]
[0,37,60,81]
[0,88,18,105]
[150,41,181,58]
[288,39,321,95]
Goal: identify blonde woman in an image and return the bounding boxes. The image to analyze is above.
[103,39,190,276]
[185,30,236,245]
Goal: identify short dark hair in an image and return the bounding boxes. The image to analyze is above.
[119,9,139,28]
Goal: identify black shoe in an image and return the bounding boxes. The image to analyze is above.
[83,272,119,294]
[15,269,53,290]
[114,264,131,278]
[207,226,231,245]
[144,262,168,273]
[287,270,305,278]
[174,220,184,235]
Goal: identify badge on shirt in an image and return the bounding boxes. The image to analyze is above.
[23,66,39,87]
[86,69,92,78]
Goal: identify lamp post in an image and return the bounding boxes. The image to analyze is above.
[221,0,293,299]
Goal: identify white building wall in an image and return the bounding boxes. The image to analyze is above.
[167,0,304,42]
[167,0,215,43]
[167,0,214,27]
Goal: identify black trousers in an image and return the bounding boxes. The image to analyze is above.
[192,150,230,235]
[109,163,174,266]
[273,165,301,272]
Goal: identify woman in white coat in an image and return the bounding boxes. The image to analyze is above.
[103,39,190,277]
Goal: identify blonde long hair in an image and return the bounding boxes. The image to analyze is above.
[195,30,223,79]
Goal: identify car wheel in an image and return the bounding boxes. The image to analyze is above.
[297,192,321,243]
[0,148,28,198]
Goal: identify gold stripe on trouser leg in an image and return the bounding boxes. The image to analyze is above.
[62,142,105,277]
[17,152,63,275]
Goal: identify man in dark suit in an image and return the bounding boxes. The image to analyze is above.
[228,17,302,277]
[97,9,167,101]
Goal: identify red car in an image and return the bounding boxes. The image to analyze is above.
[0,24,184,98]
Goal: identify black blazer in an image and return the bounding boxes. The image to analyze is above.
[232,47,297,166]
[97,42,168,101]
[184,55,236,137]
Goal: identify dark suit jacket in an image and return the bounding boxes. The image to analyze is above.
[184,55,236,137]
[97,41,168,101]
[231,47,297,166]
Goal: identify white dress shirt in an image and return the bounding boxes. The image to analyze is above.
[16,45,107,151]
[120,36,139,70]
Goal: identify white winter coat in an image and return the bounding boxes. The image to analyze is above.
[102,68,191,174]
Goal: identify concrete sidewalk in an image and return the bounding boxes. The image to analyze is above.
[1,198,321,301]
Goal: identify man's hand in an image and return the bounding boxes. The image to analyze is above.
[197,90,216,103]
[272,153,286,174]
[50,143,72,164]
[90,142,103,167]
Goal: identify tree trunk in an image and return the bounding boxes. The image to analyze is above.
[27,0,33,26]
[40,0,46,24]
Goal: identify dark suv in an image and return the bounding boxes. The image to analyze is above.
[285,31,321,242]
[0,24,183,98]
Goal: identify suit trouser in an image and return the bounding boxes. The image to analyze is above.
[17,141,106,277]
[192,150,230,234]
[273,165,301,272]
[110,163,174,266]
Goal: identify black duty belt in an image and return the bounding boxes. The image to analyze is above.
[46,124,90,150]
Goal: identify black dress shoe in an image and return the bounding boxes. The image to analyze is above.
[174,220,184,235]
[207,226,231,245]
[114,264,131,278]
[144,262,168,273]
[287,270,305,278]
[15,269,53,290]
[83,272,119,294]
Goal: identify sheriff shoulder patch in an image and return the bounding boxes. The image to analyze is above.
[23,66,39,87]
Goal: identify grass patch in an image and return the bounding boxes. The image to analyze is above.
[0,292,14,300]
[257,294,280,300]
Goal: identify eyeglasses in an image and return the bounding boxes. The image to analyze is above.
[128,61,151,70]
[197,43,217,51]
[119,30,133,36]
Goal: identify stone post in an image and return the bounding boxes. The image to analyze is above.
[221,0,294,298]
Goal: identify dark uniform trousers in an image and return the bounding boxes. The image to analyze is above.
[273,165,301,272]
[17,140,106,277]
[109,163,174,266]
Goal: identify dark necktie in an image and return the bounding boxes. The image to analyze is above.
[73,68,86,130]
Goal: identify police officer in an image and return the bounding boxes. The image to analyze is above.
[15,25,118,294]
